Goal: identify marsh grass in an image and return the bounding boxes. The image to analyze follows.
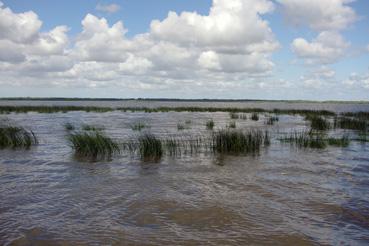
[0,125,38,149]
[281,131,350,149]
[68,131,119,160]
[177,123,186,130]
[306,115,330,131]
[131,122,147,131]
[1,105,338,118]
[334,117,367,131]
[212,130,269,154]
[266,116,279,125]
[138,134,163,161]
[206,119,215,130]
[251,113,259,121]
[227,121,236,129]
[82,124,104,131]
[64,123,75,131]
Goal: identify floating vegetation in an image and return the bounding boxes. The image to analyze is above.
[280,131,350,149]
[212,130,269,154]
[206,119,215,130]
[227,121,236,129]
[0,125,38,149]
[82,124,104,131]
[131,122,147,131]
[334,117,367,131]
[230,112,238,119]
[185,120,192,124]
[68,131,119,160]
[177,123,186,130]
[266,116,279,125]
[251,113,259,121]
[306,115,330,131]
[64,123,75,131]
[138,134,163,161]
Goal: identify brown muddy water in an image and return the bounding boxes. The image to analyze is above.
[0,101,369,245]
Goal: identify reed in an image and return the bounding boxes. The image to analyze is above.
[0,125,38,149]
[1,105,338,117]
[212,130,269,154]
[138,134,163,161]
[227,121,236,129]
[306,115,330,131]
[206,119,215,130]
[82,124,104,131]
[131,122,147,131]
[281,131,350,149]
[177,123,186,130]
[64,122,75,131]
[266,116,279,125]
[251,113,259,121]
[334,117,367,131]
[68,131,119,160]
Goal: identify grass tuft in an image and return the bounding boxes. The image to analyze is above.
[206,119,215,130]
[131,122,147,131]
[68,131,119,160]
[138,134,163,161]
[306,115,330,131]
[0,125,38,149]
[64,123,75,131]
[251,113,259,121]
[334,117,367,131]
[212,130,269,154]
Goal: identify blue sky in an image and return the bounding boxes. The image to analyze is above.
[0,0,369,100]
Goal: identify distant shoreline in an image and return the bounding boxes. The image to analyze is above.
[0,97,368,104]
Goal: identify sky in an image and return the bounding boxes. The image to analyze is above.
[0,0,369,100]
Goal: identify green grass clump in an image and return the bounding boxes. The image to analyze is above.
[327,136,350,147]
[251,113,259,121]
[64,123,75,131]
[281,131,350,149]
[227,121,236,129]
[131,122,147,131]
[138,134,163,161]
[306,115,330,131]
[212,130,269,154]
[68,131,119,160]
[177,123,187,130]
[206,119,215,130]
[266,116,279,125]
[82,124,104,131]
[0,126,38,149]
[230,112,238,119]
[334,117,367,131]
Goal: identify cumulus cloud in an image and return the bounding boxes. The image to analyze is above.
[291,31,349,64]
[277,0,357,31]
[343,73,369,89]
[279,0,356,66]
[96,3,120,14]
[0,3,69,64]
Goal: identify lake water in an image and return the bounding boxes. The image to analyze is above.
[0,101,369,245]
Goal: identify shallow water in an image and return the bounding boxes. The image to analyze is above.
[1,101,369,245]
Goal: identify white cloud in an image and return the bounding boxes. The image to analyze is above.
[277,0,357,31]
[291,31,349,64]
[96,3,120,14]
[0,4,41,43]
[343,73,369,89]
[72,14,131,62]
